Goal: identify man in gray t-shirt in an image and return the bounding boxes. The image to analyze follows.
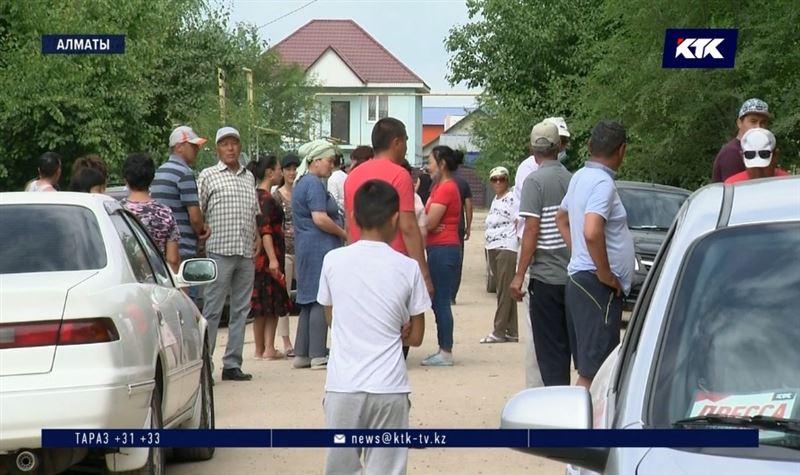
[510,120,573,386]
[555,120,634,389]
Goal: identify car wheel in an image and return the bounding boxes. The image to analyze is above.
[172,345,215,461]
[485,250,496,293]
[116,385,165,475]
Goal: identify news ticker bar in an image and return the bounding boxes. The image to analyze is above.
[44,429,758,449]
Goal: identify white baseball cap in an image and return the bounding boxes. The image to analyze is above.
[169,126,207,147]
[545,117,570,138]
[215,126,241,144]
[740,128,776,169]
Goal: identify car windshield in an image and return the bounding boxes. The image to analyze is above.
[618,188,688,230]
[0,204,107,274]
[650,222,800,448]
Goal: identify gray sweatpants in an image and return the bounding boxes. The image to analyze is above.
[324,392,410,475]
[204,253,255,370]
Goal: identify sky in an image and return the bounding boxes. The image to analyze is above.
[227,0,479,107]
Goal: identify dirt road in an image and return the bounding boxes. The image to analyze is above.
[170,209,565,475]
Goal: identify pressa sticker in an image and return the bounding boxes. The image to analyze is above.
[690,391,797,419]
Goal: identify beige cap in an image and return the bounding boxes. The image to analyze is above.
[530,121,560,153]
[489,166,509,179]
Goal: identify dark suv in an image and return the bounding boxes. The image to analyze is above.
[617,181,690,307]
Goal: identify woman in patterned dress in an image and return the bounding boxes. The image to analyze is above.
[120,153,180,273]
[247,154,291,360]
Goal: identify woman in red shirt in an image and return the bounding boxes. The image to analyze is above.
[422,146,464,366]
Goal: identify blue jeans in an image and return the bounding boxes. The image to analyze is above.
[427,245,460,352]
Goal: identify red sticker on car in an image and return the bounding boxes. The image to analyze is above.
[690,391,797,419]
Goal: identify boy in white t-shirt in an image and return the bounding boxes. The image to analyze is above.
[318,179,430,475]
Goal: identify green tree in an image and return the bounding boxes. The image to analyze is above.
[447,0,800,189]
[578,0,800,188]
[446,0,612,177]
[0,0,316,190]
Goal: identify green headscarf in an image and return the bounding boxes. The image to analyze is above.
[295,139,336,184]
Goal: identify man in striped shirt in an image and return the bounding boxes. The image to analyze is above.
[151,126,210,262]
[510,120,573,386]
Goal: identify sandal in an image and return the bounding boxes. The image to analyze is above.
[480,333,507,344]
[285,348,295,358]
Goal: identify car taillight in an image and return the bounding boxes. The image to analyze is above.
[0,318,119,349]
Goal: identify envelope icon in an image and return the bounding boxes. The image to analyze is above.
[334,434,346,444]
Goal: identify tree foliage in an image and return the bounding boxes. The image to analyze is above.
[446,0,800,189]
[0,0,316,190]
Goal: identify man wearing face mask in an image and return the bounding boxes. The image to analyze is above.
[545,117,571,164]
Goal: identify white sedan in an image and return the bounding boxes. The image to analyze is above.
[0,192,217,474]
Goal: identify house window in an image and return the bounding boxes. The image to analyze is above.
[330,101,350,144]
[368,96,389,122]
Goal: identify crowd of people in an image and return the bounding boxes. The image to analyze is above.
[19,96,791,474]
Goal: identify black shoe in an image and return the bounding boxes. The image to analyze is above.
[221,368,252,381]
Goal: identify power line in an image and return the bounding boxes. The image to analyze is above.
[257,0,318,30]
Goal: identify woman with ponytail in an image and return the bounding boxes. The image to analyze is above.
[421,146,464,366]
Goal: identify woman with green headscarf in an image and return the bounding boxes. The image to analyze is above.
[291,139,347,370]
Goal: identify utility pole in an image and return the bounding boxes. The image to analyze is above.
[217,67,226,125]
[242,67,255,158]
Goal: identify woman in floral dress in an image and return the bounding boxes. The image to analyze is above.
[247,154,291,360]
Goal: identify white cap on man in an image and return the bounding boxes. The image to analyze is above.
[545,117,570,138]
[215,126,241,144]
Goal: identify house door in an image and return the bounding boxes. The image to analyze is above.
[330,101,350,144]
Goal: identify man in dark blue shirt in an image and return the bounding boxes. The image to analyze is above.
[451,174,473,304]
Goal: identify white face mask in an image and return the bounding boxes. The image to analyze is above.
[558,150,568,163]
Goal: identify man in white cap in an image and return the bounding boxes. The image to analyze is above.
[511,119,556,388]
[198,126,260,381]
[724,128,790,184]
[712,98,770,182]
[545,116,571,164]
[152,125,210,262]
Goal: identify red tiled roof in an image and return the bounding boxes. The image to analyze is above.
[272,19,428,86]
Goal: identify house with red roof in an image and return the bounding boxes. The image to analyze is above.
[272,19,430,164]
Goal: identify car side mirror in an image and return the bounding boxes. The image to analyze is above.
[176,258,217,287]
[500,386,608,473]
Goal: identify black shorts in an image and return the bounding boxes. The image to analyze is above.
[565,271,623,379]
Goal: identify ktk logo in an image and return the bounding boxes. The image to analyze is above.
[663,29,737,68]
[675,37,724,59]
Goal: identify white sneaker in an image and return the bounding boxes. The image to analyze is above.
[293,356,311,369]
[421,352,454,367]
[310,356,328,370]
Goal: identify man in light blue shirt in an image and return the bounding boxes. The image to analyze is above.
[556,120,634,389]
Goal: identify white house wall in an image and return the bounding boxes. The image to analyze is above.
[313,90,424,166]
[307,49,364,88]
